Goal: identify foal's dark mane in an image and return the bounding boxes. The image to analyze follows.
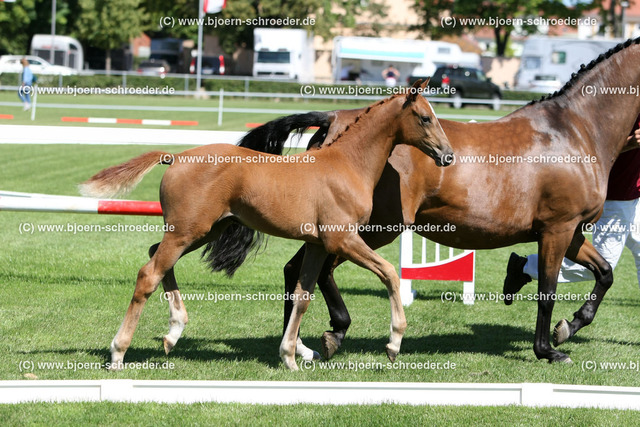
[328,94,404,145]
[528,37,640,106]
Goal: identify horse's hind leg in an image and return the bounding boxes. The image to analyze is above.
[553,232,613,345]
[280,243,327,370]
[149,243,188,355]
[110,233,196,370]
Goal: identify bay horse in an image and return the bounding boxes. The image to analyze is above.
[79,80,453,370]
[201,38,640,364]
[282,38,640,364]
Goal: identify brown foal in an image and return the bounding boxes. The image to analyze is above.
[80,80,453,370]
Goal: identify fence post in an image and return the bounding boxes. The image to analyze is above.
[30,85,37,121]
[218,88,224,126]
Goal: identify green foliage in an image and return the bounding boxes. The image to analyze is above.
[0,0,81,55]
[413,0,594,57]
[75,0,149,52]
[140,0,387,55]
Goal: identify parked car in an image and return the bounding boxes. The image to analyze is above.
[408,65,502,110]
[137,59,171,78]
[525,74,563,94]
[0,55,77,76]
[189,55,225,75]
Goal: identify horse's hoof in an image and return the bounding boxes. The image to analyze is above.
[163,336,175,355]
[385,345,398,363]
[553,319,571,346]
[547,354,572,364]
[108,360,124,371]
[282,357,299,371]
[321,331,340,360]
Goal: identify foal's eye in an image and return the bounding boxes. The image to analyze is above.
[421,116,431,124]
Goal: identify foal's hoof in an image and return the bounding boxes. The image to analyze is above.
[553,319,571,346]
[321,331,340,360]
[282,357,299,371]
[108,360,124,371]
[163,336,175,355]
[385,344,399,363]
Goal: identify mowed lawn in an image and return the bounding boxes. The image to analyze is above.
[1,143,640,387]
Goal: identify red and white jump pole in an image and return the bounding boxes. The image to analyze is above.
[399,230,476,305]
[0,191,162,216]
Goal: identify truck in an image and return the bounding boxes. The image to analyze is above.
[253,28,314,82]
[331,36,481,84]
[515,36,622,92]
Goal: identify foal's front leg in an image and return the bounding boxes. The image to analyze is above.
[280,243,327,370]
[330,233,407,361]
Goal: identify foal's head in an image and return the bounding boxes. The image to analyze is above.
[397,79,453,167]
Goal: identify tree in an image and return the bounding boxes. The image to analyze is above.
[413,0,590,57]
[141,0,386,55]
[0,0,80,55]
[75,0,148,71]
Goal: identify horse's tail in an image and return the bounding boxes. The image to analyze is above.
[201,112,331,277]
[79,151,172,198]
[237,111,331,155]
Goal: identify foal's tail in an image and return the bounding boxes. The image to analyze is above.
[202,112,331,277]
[79,151,172,198]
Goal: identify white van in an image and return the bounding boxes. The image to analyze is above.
[253,28,314,82]
[30,34,84,72]
[515,36,621,92]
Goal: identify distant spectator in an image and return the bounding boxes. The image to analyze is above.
[18,58,34,111]
[340,64,354,80]
[382,65,400,87]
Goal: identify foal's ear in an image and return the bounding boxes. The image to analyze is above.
[406,79,423,104]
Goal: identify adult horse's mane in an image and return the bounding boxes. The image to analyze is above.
[528,37,640,106]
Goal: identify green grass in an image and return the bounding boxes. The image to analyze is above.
[1,96,638,421]
[1,143,639,386]
[0,402,638,426]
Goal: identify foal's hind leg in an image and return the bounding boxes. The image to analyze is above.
[553,233,613,346]
[281,243,327,370]
[110,233,197,370]
[149,243,189,355]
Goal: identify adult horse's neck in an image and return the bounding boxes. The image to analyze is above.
[529,41,640,170]
[324,96,404,189]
